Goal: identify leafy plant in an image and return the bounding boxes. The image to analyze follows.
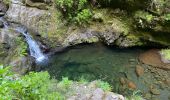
[16,37,28,57]
[96,80,112,91]
[75,9,92,25]
[163,14,170,21]
[0,65,64,100]
[134,11,154,23]
[55,0,92,25]
[58,77,73,89]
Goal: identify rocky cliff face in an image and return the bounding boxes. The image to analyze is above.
[4,0,170,49]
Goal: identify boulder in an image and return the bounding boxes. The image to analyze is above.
[139,49,170,70]
[6,3,49,34]
[91,88,104,100]
[63,29,99,46]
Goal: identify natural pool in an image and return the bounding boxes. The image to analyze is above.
[39,43,170,100]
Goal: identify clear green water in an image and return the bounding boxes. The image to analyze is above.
[41,43,170,99]
[43,44,143,93]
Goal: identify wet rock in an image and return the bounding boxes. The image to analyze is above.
[0,21,3,28]
[128,81,137,89]
[136,65,144,77]
[10,57,33,75]
[91,88,104,100]
[139,49,170,70]
[63,30,99,46]
[11,0,23,4]
[0,12,5,17]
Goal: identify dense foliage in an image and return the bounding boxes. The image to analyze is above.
[0,65,116,100]
[55,0,92,25]
[0,65,63,100]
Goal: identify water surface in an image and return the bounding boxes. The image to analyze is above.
[41,43,170,99]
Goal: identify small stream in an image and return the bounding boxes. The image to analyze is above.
[40,43,170,100]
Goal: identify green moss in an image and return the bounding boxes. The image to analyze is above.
[86,37,99,43]
[15,37,28,57]
[134,11,154,23]
[160,49,170,61]
[93,9,133,35]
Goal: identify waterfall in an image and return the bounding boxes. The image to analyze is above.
[15,26,47,62]
[0,17,47,62]
[0,17,9,28]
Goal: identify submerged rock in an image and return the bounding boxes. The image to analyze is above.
[127,81,137,90]
[139,49,170,70]
[136,65,144,77]
[150,87,160,95]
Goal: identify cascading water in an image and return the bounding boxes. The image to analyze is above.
[0,17,9,28]
[15,26,47,62]
[0,17,47,62]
